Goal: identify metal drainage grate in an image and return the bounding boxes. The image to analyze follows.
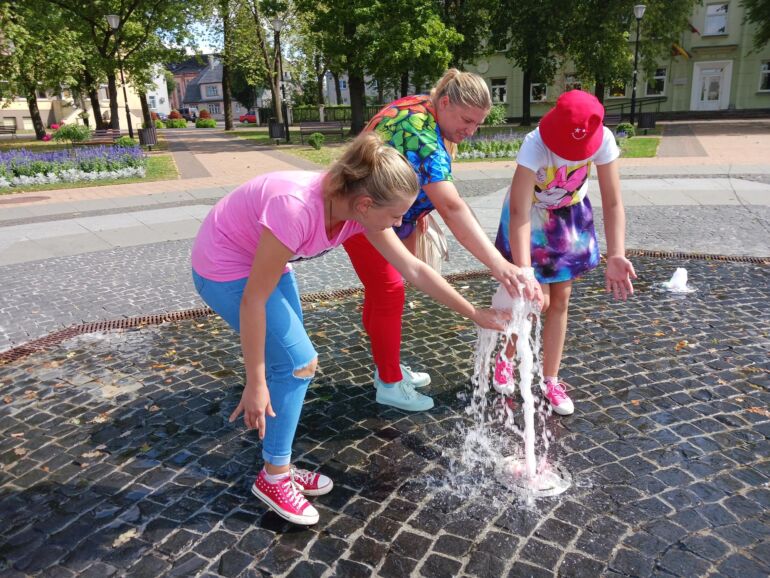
[1,252,766,365]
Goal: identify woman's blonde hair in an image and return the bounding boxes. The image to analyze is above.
[430,68,492,111]
[325,132,418,207]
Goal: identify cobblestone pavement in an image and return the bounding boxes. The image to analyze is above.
[2,177,769,352]
[1,256,768,577]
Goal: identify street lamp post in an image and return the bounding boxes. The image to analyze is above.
[106,14,134,139]
[629,4,646,127]
[270,17,290,143]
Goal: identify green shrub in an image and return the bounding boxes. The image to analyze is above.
[52,124,91,145]
[616,122,635,138]
[307,132,325,150]
[195,118,217,128]
[483,104,507,126]
[154,120,165,129]
[164,119,188,128]
[115,136,138,147]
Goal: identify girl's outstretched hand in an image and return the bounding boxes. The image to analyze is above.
[492,262,544,309]
[229,381,276,439]
[605,256,637,300]
[472,308,511,332]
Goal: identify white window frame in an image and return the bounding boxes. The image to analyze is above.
[148,95,157,109]
[2,117,17,129]
[530,83,548,102]
[606,82,627,99]
[205,85,219,97]
[646,67,667,96]
[491,78,507,104]
[704,3,729,36]
[208,103,221,114]
[760,61,770,92]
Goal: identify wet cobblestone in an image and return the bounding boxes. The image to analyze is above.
[0,257,768,577]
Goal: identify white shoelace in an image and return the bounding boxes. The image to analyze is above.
[280,478,306,509]
[398,380,417,400]
[291,468,314,486]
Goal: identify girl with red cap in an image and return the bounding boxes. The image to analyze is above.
[493,90,637,415]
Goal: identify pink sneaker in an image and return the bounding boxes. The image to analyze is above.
[494,353,516,395]
[251,470,319,525]
[290,467,333,496]
[543,381,574,416]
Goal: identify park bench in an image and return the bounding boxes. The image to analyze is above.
[299,121,345,144]
[0,126,17,139]
[75,129,124,146]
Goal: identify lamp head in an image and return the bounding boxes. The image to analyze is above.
[270,18,285,32]
[633,4,646,20]
[106,14,120,30]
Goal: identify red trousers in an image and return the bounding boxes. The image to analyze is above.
[343,232,405,383]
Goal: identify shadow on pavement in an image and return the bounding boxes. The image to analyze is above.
[0,257,769,577]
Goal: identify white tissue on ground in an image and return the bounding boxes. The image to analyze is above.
[662,267,695,293]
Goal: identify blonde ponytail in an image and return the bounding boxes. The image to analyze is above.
[430,68,492,111]
[325,132,418,207]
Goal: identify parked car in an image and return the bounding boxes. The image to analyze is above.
[180,107,198,122]
[239,110,257,124]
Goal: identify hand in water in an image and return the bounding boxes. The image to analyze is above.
[493,262,544,309]
[472,308,511,331]
[605,256,637,300]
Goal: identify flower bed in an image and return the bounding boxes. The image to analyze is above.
[0,145,147,188]
[457,130,526,160]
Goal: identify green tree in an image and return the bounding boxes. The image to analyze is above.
[740,0,770,49]
[490,0,568,125]
[0,1,84,139]
[436,0,497,68]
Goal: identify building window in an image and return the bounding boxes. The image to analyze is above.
[565,75,582,92]
[148,95,157,109]
[22,117,33,130]
[340,80,347,89]
[646,67,667,95]
[530,83,547,102]
[98,85,109,101]
[607,82,627,98]
[208,103,220,114]
[205,85,219,97]
[491,78,507,103]
[704,3,728,35]
[2,117,17,129]
[760,62,770,91]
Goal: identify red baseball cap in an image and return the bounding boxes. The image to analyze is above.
[538,90,605,161]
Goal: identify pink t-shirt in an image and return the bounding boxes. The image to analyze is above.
[191,171,365,281]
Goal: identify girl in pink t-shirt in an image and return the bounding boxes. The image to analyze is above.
[191,133,507,526]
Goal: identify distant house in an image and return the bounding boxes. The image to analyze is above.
[178,55,244,120]
[167,56,208,113]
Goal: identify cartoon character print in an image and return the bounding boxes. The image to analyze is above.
[533,163,590,210]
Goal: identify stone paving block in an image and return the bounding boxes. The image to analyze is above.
[0,258,769,576]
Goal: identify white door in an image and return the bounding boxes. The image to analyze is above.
[691,61,732,111]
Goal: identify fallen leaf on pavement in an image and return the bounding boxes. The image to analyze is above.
[747,407,770,417]
[112,529,138,548]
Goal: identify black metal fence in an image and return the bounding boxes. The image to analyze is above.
[257,105,383,125]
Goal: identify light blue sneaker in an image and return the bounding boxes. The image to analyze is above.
[374,364,431,389]
[375,380,434,412]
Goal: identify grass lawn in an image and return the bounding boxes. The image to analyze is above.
[0,153,178,194]
[283,145,347,166]
[619,136,660,158]
[235,126,349,147]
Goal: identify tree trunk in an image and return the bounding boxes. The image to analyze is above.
[594,82,605,104]
[316,72,325,105]
[223,62,233,130]
[84,68,105,129]
[222,1,233,131]
[400,71,409,97]
[271,78,283,124]
[332,71,342,105]
[89,88,106,130]
[521,67,532,126]
[26,93,47,140]
[107,73,120,130]
[377,77,384,104]
[349,72,366,135]
[139,93,152,128]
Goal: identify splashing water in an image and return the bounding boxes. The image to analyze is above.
[452,272,570,500]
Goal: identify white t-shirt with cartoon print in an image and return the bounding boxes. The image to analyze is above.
[515,126,620,210]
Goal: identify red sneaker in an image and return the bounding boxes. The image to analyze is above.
[494,353,516,395]
[251,470,319,525]
[290,467,334,496]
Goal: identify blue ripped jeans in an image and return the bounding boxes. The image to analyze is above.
[192,269,316,466]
